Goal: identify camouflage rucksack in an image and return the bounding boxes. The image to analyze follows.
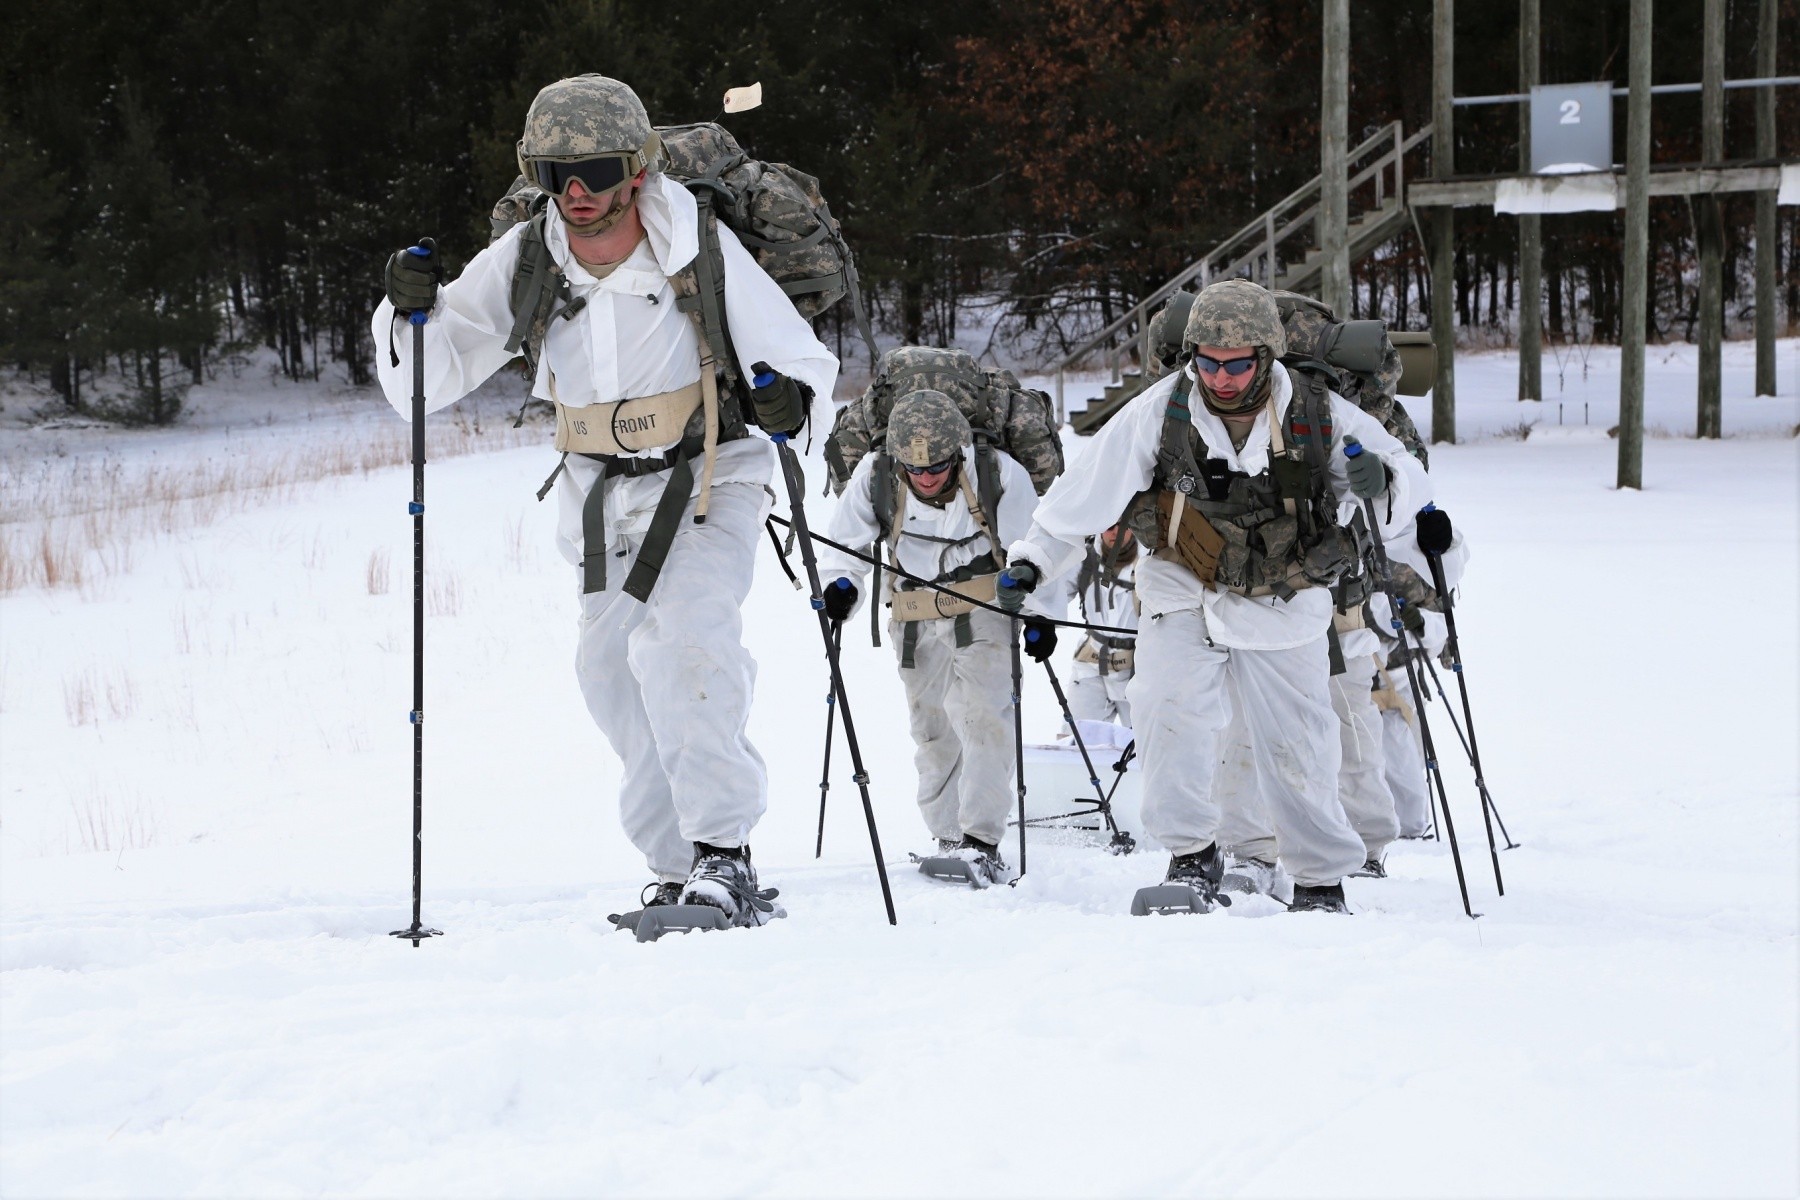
[490,121,877,395]
[823,346,1064,531]
[1272,291,1426,466]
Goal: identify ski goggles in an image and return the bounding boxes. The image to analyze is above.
[1191,351,1259,378]
[903,459,956,476]
[526,154,636,199]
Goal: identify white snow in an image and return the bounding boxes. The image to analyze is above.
[2,342,1796,1198]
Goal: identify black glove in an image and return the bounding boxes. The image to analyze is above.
[748,361,810,437]
[1416,505,1453,556]
[997,560,1040,613]
[384,239,441,314]
[822,577,857,622]
[1022,619,1058,662]
[1397,600,1427,636]
[1343,436,1389,500]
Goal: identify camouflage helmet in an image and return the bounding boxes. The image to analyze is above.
[1183,279,1287,358]
[517,74,663,176]
[886,389,970,469]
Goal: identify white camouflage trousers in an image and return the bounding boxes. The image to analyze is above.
[575,480,770,882]
[893,607,1017,847]
[1067,656,1133,727]
[1133,610,1365,887]
[1382,697,1433,837]
[1330,655,1401,860]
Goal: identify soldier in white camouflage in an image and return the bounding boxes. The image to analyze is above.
[819,388,1050,886]
[999,279,1431,914]
[374,75,838,929]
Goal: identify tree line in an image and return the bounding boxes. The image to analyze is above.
[1,0,1792,424]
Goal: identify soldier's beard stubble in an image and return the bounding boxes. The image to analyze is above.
[561,185,640,239]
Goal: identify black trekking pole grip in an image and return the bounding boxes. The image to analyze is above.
[392,247,441,946]
[770,433,897,924]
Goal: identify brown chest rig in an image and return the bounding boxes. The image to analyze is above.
[1121,367,1358,601]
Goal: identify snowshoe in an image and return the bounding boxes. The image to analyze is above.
[1288,882,1350,914]
[1220,854,1288,902]
[633,844,784,942]
[1351,857,1387,879]
[911,835,1009,888]
[1132,845,1232,915]
[607,880,683,933]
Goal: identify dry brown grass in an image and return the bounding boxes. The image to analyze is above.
[68,790,158,853]
[365,547,390,595]
[1,412,537,596]
[63,666,136,726]
[426,572,461,617]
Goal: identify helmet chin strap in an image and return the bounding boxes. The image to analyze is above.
[563,182,641,239]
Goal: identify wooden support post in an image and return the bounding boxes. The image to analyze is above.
[1321,0,1350,315]
[1518,0,1543,402]
[1697,0,1725,438]
[1430,0,1456,444]
[1618,0,1651,490]
[1754,0,1780,396]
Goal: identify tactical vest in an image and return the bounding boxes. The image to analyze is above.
[881,467,1004,668]
[1122,366,1357,600]
[1073,543,1139,643]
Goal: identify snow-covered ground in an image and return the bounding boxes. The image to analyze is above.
[2,343,1796,1198]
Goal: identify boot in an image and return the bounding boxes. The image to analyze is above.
[1288,882,1350,914]
[681,842,781,926]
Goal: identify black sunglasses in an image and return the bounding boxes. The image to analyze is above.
[530,155,632,199]
[903,459,956,476]
[1192,351,1259,377]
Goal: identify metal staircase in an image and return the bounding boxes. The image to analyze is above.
[1055,120,1433,434]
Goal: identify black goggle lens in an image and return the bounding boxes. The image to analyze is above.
[532,156,631,198]
[1193,352,1259,377]
[904,459,956,476]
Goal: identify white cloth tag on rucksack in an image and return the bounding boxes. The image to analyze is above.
[723,83,763,114]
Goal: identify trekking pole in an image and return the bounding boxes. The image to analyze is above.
[759,368,895,925]
[1103,740,1137,810]
[814,623,840,858]
[391,240,442,947]
[1417,504,1519,853]
[1009,616,1028,879]
[1414,639,1518,849]
[1040,657,1134,853]
[1346,439,1478,918]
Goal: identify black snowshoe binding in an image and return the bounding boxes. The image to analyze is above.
[911,835,1009,888]
[629,844,784,942]
[607,880,683,933]
[1132,845,1233,915]
[1288,882,1350,914]
[1350,857,1387,879]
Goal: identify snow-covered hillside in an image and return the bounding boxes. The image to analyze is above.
[2,343,1796,1198]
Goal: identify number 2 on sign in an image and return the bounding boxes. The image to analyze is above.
[1560,99,1581,125]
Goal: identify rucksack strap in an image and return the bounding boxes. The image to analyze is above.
[1159,374,1200,552]
[672,198,740,399]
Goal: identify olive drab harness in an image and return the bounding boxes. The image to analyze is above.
[505,187,748,603]
[498,121,877,605]
[1072,542,1139,678]
[876,460,1004,670]
[1125,363,1359,601]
